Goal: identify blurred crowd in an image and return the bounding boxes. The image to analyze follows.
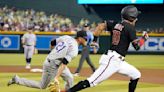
[0,6,96,32]
[0,6,163,33]
[137,28,164,33]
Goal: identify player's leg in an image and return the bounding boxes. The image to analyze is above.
[61,66,74,90]
[67,54,120,92]
[86,46,96,72]
[74,47,87,74]
[24,46,30,68]
[86,56,96,72]
[9,59,58,89]
[118,61,141,92]
[27,46,34,64]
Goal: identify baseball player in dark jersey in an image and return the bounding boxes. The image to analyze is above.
[62,5,149,92]
[74,23,96,76]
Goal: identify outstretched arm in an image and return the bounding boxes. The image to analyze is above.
[54,63,67,84]
[94,22,107,36]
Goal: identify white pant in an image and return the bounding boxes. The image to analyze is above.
[87,50,141,87]
[24,45,34,59]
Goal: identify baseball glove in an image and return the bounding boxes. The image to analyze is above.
[48,82,60,92]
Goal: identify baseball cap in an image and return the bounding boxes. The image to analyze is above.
[75,31,87,40]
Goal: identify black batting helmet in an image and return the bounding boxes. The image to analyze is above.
[121,5,141,22]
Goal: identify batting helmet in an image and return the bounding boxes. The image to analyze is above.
[121,5,141,21]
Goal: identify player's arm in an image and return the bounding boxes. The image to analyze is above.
[54,54,72,84]
[54,62,67,84]
[93,22,107,36]
[34,34,37,46]
[94,20,117,36]
[132,31,149,50]
[21,34,26,46]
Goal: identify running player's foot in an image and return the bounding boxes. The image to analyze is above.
[7,75,18,86]
[25,64,31,69]
[73,73,79,77]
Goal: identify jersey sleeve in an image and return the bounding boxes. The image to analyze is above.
[64,47,78,64]
[21,34,26,40]
[34,34,37,41]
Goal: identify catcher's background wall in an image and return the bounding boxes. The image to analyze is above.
[0,0,164,29]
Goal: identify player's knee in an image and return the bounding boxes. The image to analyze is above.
[136,70,141,79]
[40,86,46,89]
[132,70,141,80]
[40,83,47,89]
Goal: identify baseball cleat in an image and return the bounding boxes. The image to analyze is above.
[73,73,79,77]
[25,64,31,69]
[7,75,18,86]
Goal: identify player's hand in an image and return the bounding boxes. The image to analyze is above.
[54,78,59,85]
[142,31,149,40]
[22,45,25,48]
[48,81,60,92]
[34,48,38,54]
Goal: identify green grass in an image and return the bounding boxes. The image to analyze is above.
[0,53,164,69]
[0,54,164,92]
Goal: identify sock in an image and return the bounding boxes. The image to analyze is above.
[26,58,31,64]
[26,58,28,64]
[28,58,31,64]
[129,78,139,92]
[67,80,90,92]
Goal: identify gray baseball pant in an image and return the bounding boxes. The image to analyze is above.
[75,46,96,73]
[14,59,73,90]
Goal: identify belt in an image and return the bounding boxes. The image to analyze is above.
[104,50,125,61]
[47,58,63,63]
[26,45,32,46]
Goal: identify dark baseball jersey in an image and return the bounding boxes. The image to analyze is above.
[106,20,137,56]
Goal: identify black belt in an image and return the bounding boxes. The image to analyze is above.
[104,50,113,55]
[104,50,125,61]
[26,45,32,46]
[47,58,63,63]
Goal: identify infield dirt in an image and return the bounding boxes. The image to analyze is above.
[0,65,164,84]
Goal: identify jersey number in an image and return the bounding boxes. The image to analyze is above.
[56,42,66,53]
[112,24,124,45]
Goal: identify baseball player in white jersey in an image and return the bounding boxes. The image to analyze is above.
[64,5,149,92]
[8,31,88,90]
[21,28,36,69]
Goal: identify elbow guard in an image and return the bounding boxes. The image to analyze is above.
[62,58,69,65]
